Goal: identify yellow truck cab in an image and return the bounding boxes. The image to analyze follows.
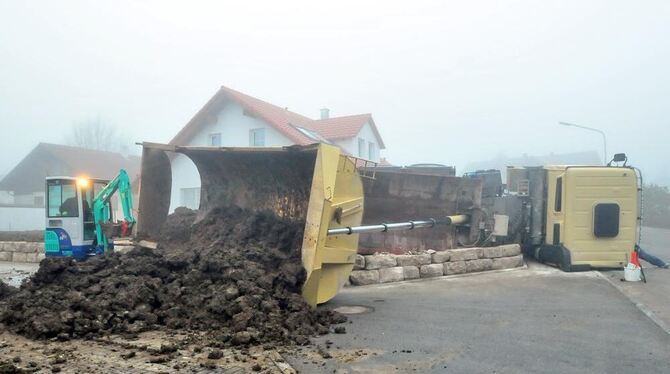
[543,166,639,269]
[506,161,640,271]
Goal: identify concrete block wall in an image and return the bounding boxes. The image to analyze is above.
[0,242,45,263]
[349,244,523,286]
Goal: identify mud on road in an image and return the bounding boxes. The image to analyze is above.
[0,207,346,356]
[0,329,307,373]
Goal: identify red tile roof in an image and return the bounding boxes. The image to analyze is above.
[170,86,385,148]
[303,114,385,148]
[309,114,371,138]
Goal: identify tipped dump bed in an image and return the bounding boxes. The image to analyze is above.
[137,142,364,306]
[358,169,483,254]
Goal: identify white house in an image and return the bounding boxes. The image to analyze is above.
[168,85,386,211]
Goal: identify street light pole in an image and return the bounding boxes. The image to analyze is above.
[558,121,607,165]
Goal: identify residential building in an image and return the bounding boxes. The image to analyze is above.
[168,86,385,211]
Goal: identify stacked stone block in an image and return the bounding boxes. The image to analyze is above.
[0,242,45,263]
[349,244,524,286]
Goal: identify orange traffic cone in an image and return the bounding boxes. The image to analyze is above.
[624,250,642,282]
[630,250,641,268]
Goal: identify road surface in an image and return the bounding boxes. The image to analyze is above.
[287,263,670,373]
[601,226,670,334]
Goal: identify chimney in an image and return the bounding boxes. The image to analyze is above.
[320,108,330,120]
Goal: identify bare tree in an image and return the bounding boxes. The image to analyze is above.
[69,118,128,153]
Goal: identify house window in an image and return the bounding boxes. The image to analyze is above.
[368,142,377,161]
[250,128,265,146]
[209,133,222,146]
[180,187,200,210]
[358,138,366,158]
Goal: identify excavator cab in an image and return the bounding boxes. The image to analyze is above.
[44,170,135,259]
[45,177,113,258]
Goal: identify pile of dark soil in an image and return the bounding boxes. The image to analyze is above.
[0,207,344,346]
[0,231,43,242]
[0,282,17,299]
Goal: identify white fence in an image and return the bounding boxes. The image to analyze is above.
[0,206,44,231]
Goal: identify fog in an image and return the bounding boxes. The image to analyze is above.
[1,0,668,185]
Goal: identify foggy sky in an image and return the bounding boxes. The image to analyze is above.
[1,0,668,185]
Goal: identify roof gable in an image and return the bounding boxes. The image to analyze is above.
[170,85,385,148]
[171,86,315,146]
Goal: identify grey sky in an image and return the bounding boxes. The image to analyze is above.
[1,0,668,185]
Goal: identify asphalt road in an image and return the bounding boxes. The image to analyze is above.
[289,265,670,373]
[601,226,670,335]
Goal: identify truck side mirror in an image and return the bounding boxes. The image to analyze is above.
[608,153,627,166]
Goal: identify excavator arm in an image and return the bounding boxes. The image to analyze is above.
[93,169,135,252]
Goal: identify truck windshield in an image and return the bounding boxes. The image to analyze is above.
[47,179,78,217]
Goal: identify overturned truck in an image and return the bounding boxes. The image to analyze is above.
[137,143,641,308]
[137,143,476,306]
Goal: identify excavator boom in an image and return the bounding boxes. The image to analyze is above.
[93,169,136,252]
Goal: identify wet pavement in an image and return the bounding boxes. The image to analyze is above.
[0,261,36,287]
[289,263,670,373]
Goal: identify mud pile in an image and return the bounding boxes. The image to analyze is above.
[0,282,17,299]
[0,207,344,346]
